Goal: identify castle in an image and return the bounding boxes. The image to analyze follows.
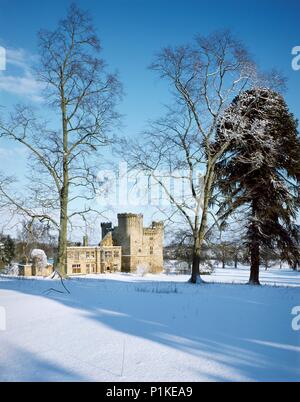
[66,213,164,275]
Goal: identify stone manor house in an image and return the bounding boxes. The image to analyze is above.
[67,213,164,276]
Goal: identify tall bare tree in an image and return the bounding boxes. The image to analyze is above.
[125,31,282,283]
[0,4,122,275]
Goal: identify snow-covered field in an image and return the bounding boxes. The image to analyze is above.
[0,268,299,382]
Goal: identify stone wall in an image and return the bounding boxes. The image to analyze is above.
[18,264,53,277]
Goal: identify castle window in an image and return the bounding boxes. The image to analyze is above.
[150,247,154,255]
[72,264,81,274]
[91,264,96,273]
[105,251,112,258]
[86,251,90,258]
[114,251,119,258]
[91,251,95,258]
[74,252,80,260]
[138,249,142,253]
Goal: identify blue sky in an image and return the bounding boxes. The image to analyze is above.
[1,0,300,137]
[0,0,299,232]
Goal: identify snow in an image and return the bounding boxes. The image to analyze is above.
[0,268,299,382]
[31,249,48,270]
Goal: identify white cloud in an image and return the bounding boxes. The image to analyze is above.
[0,146,28,159]
[0,48,44,102]
[0,75,43,102]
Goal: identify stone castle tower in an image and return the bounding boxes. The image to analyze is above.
[101,222,113,240]
[110,213,164,273]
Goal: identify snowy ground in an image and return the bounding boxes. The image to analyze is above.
[0,268,299,382]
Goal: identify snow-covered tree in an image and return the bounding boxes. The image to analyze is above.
[31,249,48,274]
[216,88,300,285]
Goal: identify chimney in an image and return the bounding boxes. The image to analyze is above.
[83,235,88,246]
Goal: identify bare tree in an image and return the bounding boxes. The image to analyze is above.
[14,220,57,264]
[125,31,274,283]
[0,4,122,275]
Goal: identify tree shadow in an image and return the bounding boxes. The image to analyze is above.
[0,343,87,382]
[0,275,299,381]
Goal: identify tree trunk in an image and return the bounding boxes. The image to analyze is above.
[191,248,201,284]
[249,240,260,285]
[190,165,215,284]
[56,192,68,276]
[249,232,260,285]
[55,81,69,277]
[190,166,214,284]
[248,202,260,285]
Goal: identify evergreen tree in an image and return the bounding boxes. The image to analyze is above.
[0,235,15,268]
[216,88,300,284]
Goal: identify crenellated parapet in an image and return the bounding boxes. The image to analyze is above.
[144,221,164,236]
[152,221,164,231]
[118,213,143,227]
